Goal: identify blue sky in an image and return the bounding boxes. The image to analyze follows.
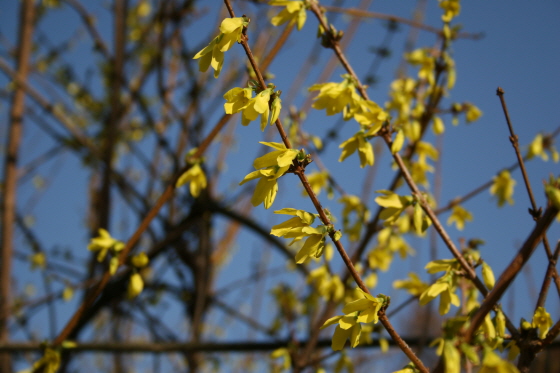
[1,1,559,371]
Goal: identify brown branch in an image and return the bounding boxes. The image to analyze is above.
[496,88,559,310]
[464,204,559,342]
[0,1,35,371]
[497,87,541,220]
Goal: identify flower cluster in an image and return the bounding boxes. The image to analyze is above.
[224,83,282,130]
[269,0,307,30]
[193,17,248,78]
[270,208,340,263]
[321,289,387,350]
[490,170,516,207]
[239,142,300,209]
[176,163,207,198]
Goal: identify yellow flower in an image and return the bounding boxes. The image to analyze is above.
[302,170,331,198]
[532,306,552,339]
[30,252,47,270]
[351,98,388,129]
[407,49,435,86]
[490,170,516,207]
[308,75,361,116]
[339,195,369,241]
[240,142,299,209]
[439,0,461,23]
[479,348,519,373]
[131,252,149,268]
[217,17,245,51]
[339,131,374,168]
[342,288,384,324]
[526,133,559,162]
[465,104,482,123]
[320,289,386,351]
[269,1,307,30]
[393,272,429,296]
[176,163,207,198]
[308,266,344,301]
[481,262,495,290]
[193,17,247,78]
[223,87,253,114]
[242,89,273,130]
[446,205,473,231]
[88,228,125,262]
[270,347,291,370]
[270,96,282,124]
[419,262,461,315]
[321,314,362,351]
[32,347,61,373]
[239,168,279,209]
[128,272,144,299]
[375,190,413,226]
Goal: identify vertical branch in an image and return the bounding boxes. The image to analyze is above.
[96,0,128,231]
[496,87,540,218]
[496,87,559,309]
[0,1,35,371]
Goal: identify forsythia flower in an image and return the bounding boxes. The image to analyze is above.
[242,89,273,129]
[375,190,413,226]
[321,314,362,351]
[419,259,461,315]
[128,272,144,299]
[526,133,559,162]
[88,228,125,262]
[532,306,552,339]
[308,266,344,301]
[407,49,435,87]
[302,170,332,198]
[393,273,429,296]
[131,252,149,268]
[176,163,207,198]
[439,0,461,23]
[31,348,61,373]
[270,347,291,370]
[480,348,520,373]
[269,0,307,30]
[490,170,516,207]
[338,131,374,168]
[308,75,362,116]
[270,208,331,263]
[223,86,281,130]
[321,289,385,350]
[465,104,482,123]
[446,205,473,231]
[30,252,47,270]
[240,142,299,208]
[193,17,248,78]
[223,87,253,114]
[481,262,495,290]
[339,195,369,241]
